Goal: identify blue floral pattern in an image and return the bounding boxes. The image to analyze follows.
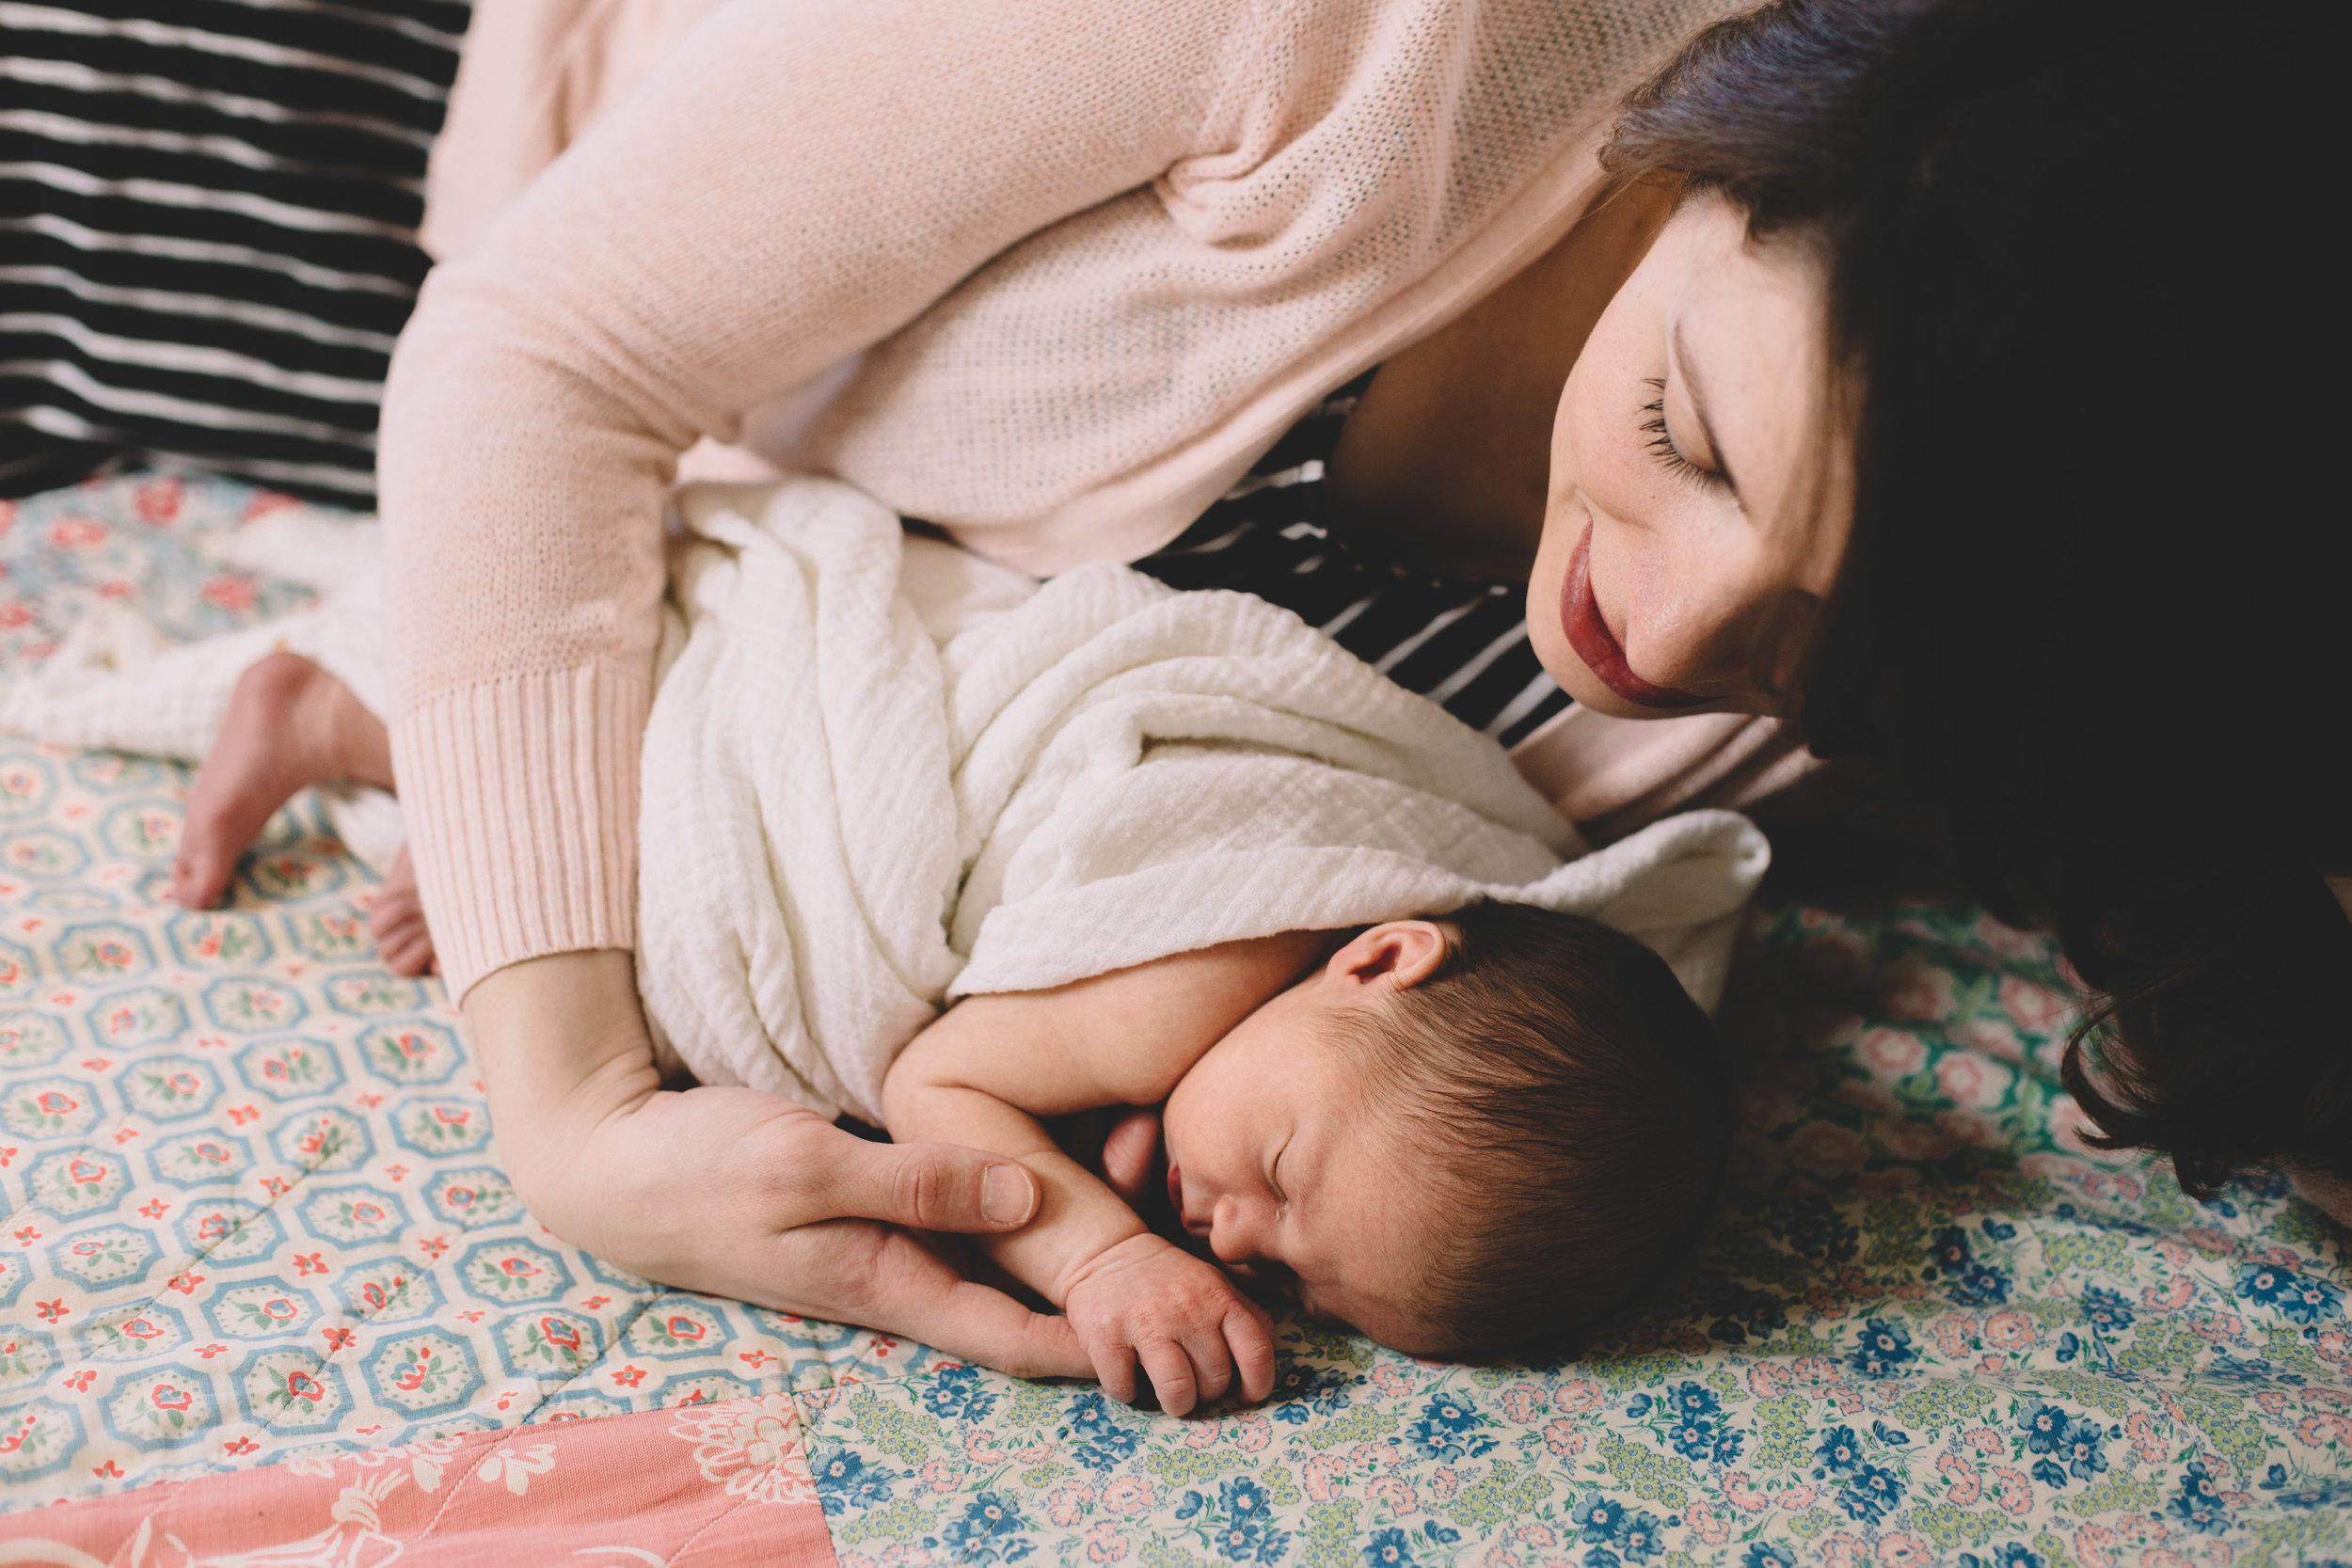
[801,895,2352,1566]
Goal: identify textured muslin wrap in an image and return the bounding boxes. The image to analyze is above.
[633,478,1768,1125]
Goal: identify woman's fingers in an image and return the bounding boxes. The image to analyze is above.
[808,1130,1042,1235]
[833,1226,1090,1381]
[1098,1107,1162,1207]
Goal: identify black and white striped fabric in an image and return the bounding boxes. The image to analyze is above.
[0,0,468,504]
[1,12,1569,737]
[1135,375,1573,748]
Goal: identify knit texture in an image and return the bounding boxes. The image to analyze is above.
[379,0,1742,996]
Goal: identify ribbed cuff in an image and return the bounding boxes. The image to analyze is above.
[390,662,648,1001]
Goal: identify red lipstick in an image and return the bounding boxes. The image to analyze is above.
[1561,523,1706,709]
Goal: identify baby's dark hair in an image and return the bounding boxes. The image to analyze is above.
[1339,902,1730,1354]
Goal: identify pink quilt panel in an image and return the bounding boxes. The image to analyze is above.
[0,1391,836,1565]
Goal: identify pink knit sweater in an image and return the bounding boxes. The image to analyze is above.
[379,0,1754,997]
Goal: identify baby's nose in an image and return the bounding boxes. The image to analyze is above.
[1208,1196,1267,1264]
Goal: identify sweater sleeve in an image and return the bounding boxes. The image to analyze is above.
[379,0,1254,997]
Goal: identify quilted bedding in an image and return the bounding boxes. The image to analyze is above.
[3,474,2347,1565]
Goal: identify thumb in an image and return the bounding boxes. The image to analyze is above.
[824,1137,1041,1234]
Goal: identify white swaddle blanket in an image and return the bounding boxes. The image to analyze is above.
[1,478,1770,1129]
[637,479,1767,1126]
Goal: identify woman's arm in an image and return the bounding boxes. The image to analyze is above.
[387,2,1254,1369]
[380,0,1255,997]
[467,950,1092,1377]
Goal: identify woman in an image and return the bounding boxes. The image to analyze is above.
[370,0,2341,1381]
[1574,0,2346,1211]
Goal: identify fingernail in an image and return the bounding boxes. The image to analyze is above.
[982,1164,1035,1225]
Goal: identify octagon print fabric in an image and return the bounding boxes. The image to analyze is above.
[0,477,938,1512]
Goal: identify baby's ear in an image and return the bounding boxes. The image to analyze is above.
[1327,920,1450,992]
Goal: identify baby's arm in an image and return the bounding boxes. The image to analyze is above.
[882,932,1327,1413]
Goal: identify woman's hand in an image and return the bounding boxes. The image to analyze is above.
[463,950,1089,1379]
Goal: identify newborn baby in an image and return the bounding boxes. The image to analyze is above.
[155,634,1726,1399]
[886,898,1728,1409]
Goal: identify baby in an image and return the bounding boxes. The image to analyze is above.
[884,897,1730,1409]
[167,653,1731,1410]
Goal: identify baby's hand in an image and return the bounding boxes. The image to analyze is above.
[1063,1233,1274,1416]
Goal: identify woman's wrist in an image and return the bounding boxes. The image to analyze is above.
[460,948,664,1193]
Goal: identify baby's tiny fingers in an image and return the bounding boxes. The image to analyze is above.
[1137,1337,1198,1417]
[1179,1323,1235,1404]
[1089,1338,1140,1406]
[1225,1306,1278,1403]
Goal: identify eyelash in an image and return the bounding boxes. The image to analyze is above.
[1638,377,1719,486]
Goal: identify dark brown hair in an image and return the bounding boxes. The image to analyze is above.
[1343,902,1731,1352]
[1599,0,2347,1194]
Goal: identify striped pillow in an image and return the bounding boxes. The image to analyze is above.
[1,0,467,506]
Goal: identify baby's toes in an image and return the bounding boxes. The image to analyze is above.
[380,927,436,978]
[170,843,233,911]
[370,886,437,979]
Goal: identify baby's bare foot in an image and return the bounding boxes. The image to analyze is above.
[370,846,437,977]
[172,652,392,911]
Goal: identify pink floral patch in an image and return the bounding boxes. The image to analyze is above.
[1857,1027,1929,1076]
[1934,1052,2013,1110]
[1879,958,1957,1022]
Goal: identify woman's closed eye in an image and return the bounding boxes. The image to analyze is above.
[1638,378,1727,490]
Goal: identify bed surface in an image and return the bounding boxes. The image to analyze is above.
[3,475,2346,1564]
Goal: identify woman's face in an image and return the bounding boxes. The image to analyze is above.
[1528,193,1853,720]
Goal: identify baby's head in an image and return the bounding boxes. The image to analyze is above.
[1158,901,1730,1356]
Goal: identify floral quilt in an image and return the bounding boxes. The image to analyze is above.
[4,473,2349,1567]
[0,477,942,1511]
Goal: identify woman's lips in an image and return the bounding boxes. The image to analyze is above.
[1561,523,1706,709]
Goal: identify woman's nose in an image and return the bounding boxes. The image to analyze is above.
[1627,562,1776,698]
[1628,557,1759,690]
[1631,521,1832,704]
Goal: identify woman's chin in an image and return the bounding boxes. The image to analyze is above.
[1524,598,1653,719]
[1525,522,1633,716]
